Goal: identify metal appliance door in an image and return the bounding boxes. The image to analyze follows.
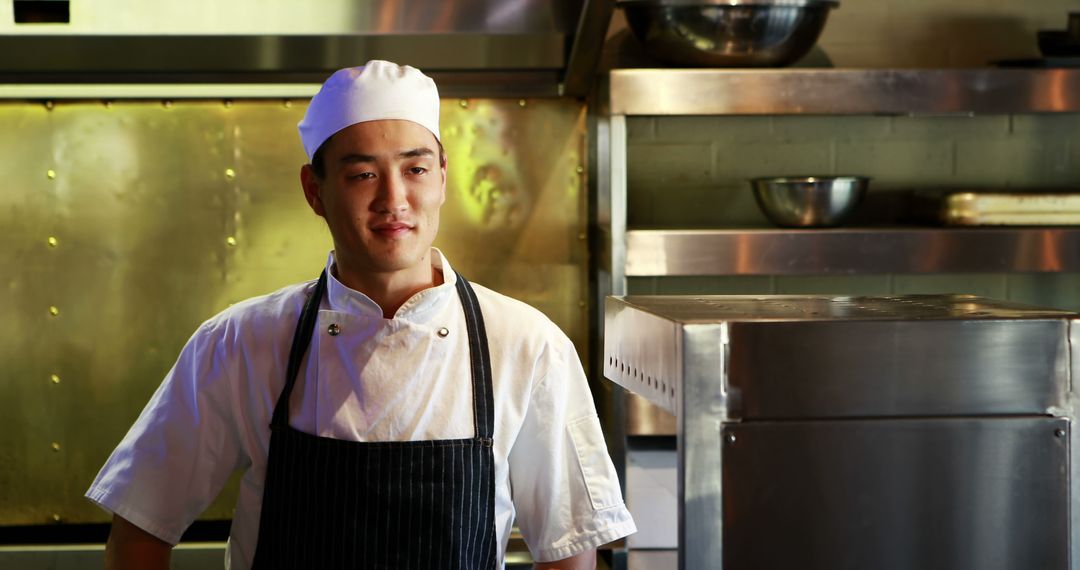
[722,417,1069,570]
[727,318,1070,420]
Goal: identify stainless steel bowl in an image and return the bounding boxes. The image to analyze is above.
[752,176,869,227]
[618,0,838,67]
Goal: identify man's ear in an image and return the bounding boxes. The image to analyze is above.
[439,156,448,206]
[300,164,326,217]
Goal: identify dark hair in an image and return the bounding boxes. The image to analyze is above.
[309,134,446,179]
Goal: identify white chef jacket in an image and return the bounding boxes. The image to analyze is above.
[86,249,636,568]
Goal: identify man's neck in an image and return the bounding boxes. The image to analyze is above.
[332,255,443,319]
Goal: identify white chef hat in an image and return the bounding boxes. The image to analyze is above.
[298,60,441,161]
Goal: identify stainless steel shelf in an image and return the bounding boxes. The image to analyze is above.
[609,68,1080,116]
[625,227,1080,276]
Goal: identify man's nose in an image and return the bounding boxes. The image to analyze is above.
[374,173,409,214]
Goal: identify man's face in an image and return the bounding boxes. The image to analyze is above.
[301,119,446,279]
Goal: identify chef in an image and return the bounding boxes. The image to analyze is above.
[87,60,636,569]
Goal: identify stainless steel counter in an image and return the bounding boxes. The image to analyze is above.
[604,294,1079,570]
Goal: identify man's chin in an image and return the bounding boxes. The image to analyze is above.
[364,251,430,275]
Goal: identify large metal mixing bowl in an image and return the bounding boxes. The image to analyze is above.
[752,176,868,227]
[619,0,838,67]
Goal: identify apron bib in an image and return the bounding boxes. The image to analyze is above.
[251,270,497,569]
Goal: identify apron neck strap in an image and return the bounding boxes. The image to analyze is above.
[455,275,495,441]
[271,270,327,428]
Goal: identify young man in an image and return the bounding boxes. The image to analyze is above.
[88,60,636,569]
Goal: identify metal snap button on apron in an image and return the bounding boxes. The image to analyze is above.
[327,323,341,336]
[437,327,449,338]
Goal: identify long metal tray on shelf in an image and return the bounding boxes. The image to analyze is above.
[940,192,1080,225]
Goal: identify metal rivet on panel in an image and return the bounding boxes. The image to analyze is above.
[104,101,113,109]
[47,236,58,248]
[282,100,293,109]
[51,442,61,452]
[48,306,59,317]
[327,323,341,336]
[46,169,56,180]
[1056,429,1067,438]
[458,99,469,108]
[52,514,61,523]
[577,233,586,241]
[437,327,450,338]
[575,166,584,174]
[225,168,236,180]
[163,100,173,109]
[726,433,736,445]
[226,236,237,247]
[518,99,527,108]
[44,100,54,110]
[223,99,233,108]
[50,374,60,384]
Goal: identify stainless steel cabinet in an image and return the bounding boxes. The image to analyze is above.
[604,294,1079,570]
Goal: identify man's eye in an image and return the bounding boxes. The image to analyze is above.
[408,167,427,175]
[348,172,375,180]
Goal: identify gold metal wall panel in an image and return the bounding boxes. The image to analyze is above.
[0,98,587,527]
[439,98,589,350]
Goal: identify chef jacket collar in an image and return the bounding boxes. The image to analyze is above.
[324,248,458,322]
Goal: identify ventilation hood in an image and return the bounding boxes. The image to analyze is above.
[0,0,612,96]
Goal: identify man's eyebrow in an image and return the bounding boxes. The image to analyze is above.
[339,153,376,164]
[399,147,435,159]
[338,148,434,164]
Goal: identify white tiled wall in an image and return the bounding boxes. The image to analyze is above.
[625,449,678,550]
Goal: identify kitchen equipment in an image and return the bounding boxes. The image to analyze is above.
[915,191,1080,225]
[1038,11,1080,57]
[751,175,868,227]
[604,294,1080,570]
[617,0,839,67]
[0,0,610,97]
[1038,32,1080,57]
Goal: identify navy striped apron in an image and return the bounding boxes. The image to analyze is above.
[251,270,498,569]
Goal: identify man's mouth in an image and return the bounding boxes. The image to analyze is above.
[371,222,414,238]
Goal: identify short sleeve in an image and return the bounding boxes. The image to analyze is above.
[508,334,637,562]
[85,322,246,545]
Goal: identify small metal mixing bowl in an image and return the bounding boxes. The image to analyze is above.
[752,176,869,227]
[618,0,839,67]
